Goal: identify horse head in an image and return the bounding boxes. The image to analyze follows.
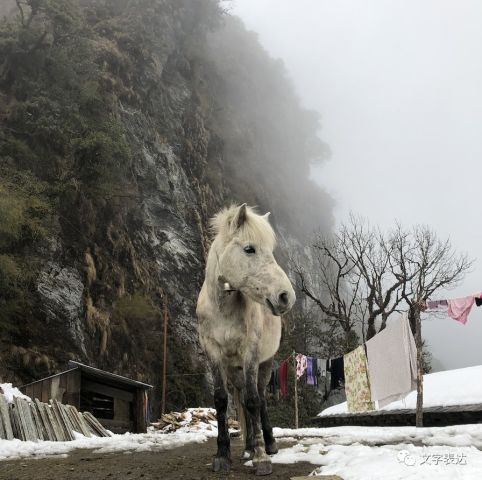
[212,204,296,316]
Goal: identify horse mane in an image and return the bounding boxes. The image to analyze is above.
[210,205,276,250]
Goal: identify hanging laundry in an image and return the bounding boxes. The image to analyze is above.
[317,358,327,377]
[278,360,288,398]
[306,357,315,385]
[330,356,345,390]
[268,360,279,395]
[295,353,307,379]
[366,313,417,408]
[447,295,475,325]
[426,299,448,311]
[323,360,332,398]
[344,346,375,413]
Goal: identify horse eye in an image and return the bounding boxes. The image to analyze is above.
[243,245,256,255]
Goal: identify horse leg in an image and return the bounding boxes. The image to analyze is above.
[230,369,255,459]
[212,365,231,472]
[245,362,272,476]
[258,359,278,455]
[242,394,255,459]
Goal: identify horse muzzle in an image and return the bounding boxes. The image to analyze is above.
[266,289,296,316]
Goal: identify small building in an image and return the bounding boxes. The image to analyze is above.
[21,361,152,434]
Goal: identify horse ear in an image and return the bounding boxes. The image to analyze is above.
[233,203,248,229]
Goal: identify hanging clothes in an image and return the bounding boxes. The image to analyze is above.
[278,360,288,398]
[344,346,375,413]
[317,358,326,377]
[330,356,345,390]
[306,357,315,385]
[268,360,279,395]
[323,360,332,398]
[366,313,417,408]
[426,299,448,311]
[447,295,475,325]
[295,353,307,379]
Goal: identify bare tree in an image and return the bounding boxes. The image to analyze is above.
[292,216,407,348]
[291,232,365,352]
[340,215,406,340]
[389,224,473,427]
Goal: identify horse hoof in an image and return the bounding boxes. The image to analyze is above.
[212,456,231,472]
[255,460,273,476]
[265,441,278,455]
[241,450,254,460]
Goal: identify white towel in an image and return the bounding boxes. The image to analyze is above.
[366,314,417,408]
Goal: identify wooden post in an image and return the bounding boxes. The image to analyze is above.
[415,306,424,427]
[293,353,299,429]
[161,298,169,415]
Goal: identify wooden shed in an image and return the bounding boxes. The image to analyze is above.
[21,361,152,434]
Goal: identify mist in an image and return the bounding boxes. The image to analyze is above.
[203,15,334,237]
[232,0,482,371]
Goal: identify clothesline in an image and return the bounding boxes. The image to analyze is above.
[424,291,482,325]
[272,313,418,415]
[272,290,480,416]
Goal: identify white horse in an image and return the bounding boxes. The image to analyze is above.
[197,204,296,476]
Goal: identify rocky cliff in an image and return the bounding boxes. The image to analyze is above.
[0,0,332,415]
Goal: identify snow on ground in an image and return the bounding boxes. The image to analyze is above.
[0,383,31,403]
[272,425,482,479]
[0,428,218,461]
[2,412,482,479]
[320,365,482,416]
[0,408,230,462]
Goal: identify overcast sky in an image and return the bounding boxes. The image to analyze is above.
[232,0,482,371]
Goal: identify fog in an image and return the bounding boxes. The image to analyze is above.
[232,0,482,371]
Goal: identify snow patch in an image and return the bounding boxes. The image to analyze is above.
[0,384,31,404]
[320,364,482,416]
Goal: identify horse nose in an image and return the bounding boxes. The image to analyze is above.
[278,291,289,307]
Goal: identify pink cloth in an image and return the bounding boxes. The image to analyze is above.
[447,295,475,325]
[295,354,307,379]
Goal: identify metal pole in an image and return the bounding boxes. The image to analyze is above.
[293,353,299,429]
[161,298,168,415]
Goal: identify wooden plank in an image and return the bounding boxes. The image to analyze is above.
[51,400,73,441]
[47,401,65,441]
[17,398,38,442]
[0,407,5,439]
[57,401,76,440]
[66,405,91,437]
[35,400,55,441]
[9,403,22,440]
[11,400,26,440]
[64,405,82,436]
[83,411,111,437]
[30,402,46,441]
[0,394,14,440]
[13,398,27,441]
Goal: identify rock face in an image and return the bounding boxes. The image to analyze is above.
[0,0,333,415]
[37,261,87,355]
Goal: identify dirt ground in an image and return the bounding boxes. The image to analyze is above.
[0,437,318,480]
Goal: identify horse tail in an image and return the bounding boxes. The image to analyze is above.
[234,387,246,443]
